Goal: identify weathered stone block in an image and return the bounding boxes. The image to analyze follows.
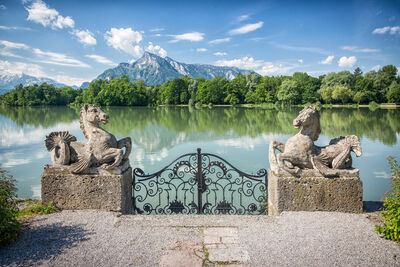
[268,169,362,215]
[41,166,132,214]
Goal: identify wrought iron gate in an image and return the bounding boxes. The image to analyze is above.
[132,148,267,215]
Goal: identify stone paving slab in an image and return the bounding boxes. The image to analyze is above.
[203,227,249,265]
[159,242,204,267]
[207,247,250,263]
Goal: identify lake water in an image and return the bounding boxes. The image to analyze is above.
[0,106,399,202]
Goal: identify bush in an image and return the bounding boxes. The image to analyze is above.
[368,101,379,111]
[188,98,195,107]
[0,168,21,246]
[376,156,400,242]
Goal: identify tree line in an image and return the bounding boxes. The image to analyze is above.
[1,65,399,106]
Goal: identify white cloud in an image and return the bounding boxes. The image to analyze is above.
[298,59,303,64]
[0,59,47,77]
[371,64,381,71]
[389,26,399,34]
[0,57,91,86]
[0,40,30,58]
[209,38,231,45]
[237,14,249,22]
[72,29,96,45]
[170,32,204,42]
[372,26,400,35]
[51,74,91,86]
[149,27,164,32]
[338,56,357,68]
[85,54,116,66]
[53,14,74,29]
[319,55,334,65]
[271,42,329,55]
[0,59,91,86]
[145,42,167,58]
[33,48,90,68]
[250,37,266,42]
[215,56,295,75]
[341,46,380,53]
[228,21,263,35]
[0,40,29,50]
[0,5,7,10]
[0,25,32,31]
[24,1,98,47]
[105,27,143,57]
[196,48,207,52]
[214,52,227,56]
[25,0,74,29]
[0,50,23,58]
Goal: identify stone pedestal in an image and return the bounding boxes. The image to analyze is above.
[41,165,133,214]
[268,169,363,216]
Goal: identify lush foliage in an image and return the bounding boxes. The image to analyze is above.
[376,157,400,243]
[0,83,80,106]
[1,65,399,106]
[0,168,21,246]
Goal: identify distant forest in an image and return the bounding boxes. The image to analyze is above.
[1,65,399,106]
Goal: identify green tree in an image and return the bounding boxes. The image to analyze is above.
[229,74,246,103]
[187,78,199,100]
[245,76,279,103]
[159,78,187,105]
[332,85,353,104]
[353,91,366,104]
[197,76,228,104]
[292,72,320,103]
[277,79,301,104]
[387,81,400,103]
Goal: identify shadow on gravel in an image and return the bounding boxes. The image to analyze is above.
[0,222,93,266]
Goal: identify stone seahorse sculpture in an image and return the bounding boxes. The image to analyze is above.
[45,104,132,174]
[269,106,362,177]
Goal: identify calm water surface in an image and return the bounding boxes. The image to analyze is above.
[0,106,399,201]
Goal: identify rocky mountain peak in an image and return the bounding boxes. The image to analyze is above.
[95,53,254,85]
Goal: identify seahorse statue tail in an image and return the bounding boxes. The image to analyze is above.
[45,131,77,165]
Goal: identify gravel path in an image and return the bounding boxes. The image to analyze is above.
[1,211,399,266]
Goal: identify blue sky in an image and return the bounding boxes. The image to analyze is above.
[0,0,399,86]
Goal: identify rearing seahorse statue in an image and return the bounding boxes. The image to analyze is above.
[45,104,132,174]
[269,106,362,177]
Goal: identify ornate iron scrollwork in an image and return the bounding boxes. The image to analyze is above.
[133,148,267,215]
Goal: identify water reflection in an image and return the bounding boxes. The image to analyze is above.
[0,106,399,201]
